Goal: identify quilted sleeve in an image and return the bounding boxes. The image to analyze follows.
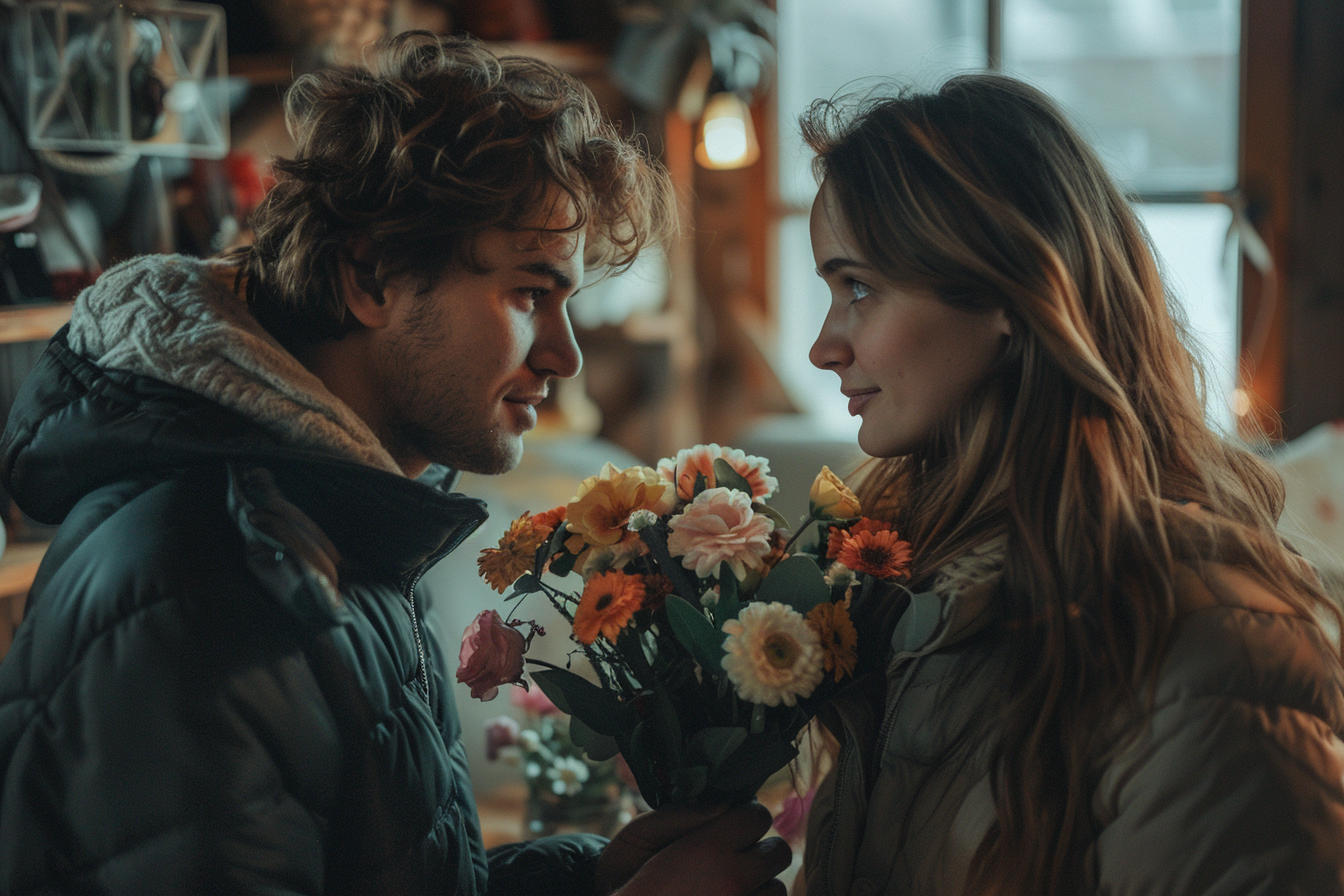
[0,581,339,894]
[1092,607,1344,896]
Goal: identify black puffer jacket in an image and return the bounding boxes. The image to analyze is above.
[0,256,604,894]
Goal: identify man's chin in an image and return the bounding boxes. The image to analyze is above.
[448,438,523,476]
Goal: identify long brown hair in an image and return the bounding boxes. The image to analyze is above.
[228,32,675,350]
[801,73,1341,894]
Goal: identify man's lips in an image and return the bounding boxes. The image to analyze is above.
[844,389,878,416]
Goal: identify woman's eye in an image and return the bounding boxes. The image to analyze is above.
[847,279,871,303]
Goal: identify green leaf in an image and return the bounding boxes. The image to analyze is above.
[536,524,569,577]
[712,458,753,496]
[638,525,700,603]
[530,668,626,737]
[704,735,800,802]
[665,595,727,675]
[627,689,686,808]
[511,573,541,594]
[686,726,748,767]
[755,555,831,615]
[569,716,621,761]
[715,562,741,623]
[548,549,578,577]
[753,501,791,530]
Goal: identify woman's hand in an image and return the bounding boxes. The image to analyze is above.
[595,801,791,896]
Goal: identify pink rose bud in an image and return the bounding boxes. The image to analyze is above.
[456,610,527,701]
[510,682,561,716]
[485,715,522,760]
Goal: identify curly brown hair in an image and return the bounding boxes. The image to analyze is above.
[229,31,676,348]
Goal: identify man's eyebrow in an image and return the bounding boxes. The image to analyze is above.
[518,261,575,291]
[817,257,873,277]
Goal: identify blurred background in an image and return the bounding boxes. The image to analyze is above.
[1,0,1342,850]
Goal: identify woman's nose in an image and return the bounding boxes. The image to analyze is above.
[809,310,851,372]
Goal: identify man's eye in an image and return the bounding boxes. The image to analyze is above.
[848,279,871,302]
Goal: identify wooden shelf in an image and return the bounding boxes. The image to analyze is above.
[0,540,46,662]
[0,540,47,600]
[0,303,72,345]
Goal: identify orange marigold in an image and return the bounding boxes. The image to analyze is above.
[573,571,646,645]
[826,517,897,560]
[806,600,859,682]
[530,506,567,537]
[478,514,548,593]
[836,528,912,579]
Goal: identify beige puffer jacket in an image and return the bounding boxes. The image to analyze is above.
[803,538,1344,896]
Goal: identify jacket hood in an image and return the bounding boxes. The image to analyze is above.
[0,255,485,561]
[66,254,399,473]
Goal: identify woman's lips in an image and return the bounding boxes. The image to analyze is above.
[847,390,877,416]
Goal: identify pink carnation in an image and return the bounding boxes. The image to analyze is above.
[456,610,527,701]
[657,443,779,502]
[666,487,775,580]
[773,786,816,842]
[511,683,561,716]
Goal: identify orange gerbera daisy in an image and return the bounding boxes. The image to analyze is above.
[806,600,859,682]
[478,514,548,593]
[836,528,912,579]
[826,518,895,560]
[573,571,646,645]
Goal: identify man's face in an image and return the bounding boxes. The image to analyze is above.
[372,198,584,476]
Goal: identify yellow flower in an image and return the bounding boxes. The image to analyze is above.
[565,463,673,553]
[806,600,858,682]
[573,571,646,645]
[478,514,548,593]
[809,466,861,520]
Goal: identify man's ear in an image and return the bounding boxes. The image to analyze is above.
[339,237,390,329]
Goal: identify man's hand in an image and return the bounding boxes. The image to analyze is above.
[594,801,791,896]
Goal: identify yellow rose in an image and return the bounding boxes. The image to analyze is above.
[565,463,673,551]
[809,466,861,520]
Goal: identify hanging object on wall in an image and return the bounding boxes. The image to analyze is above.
[14,0,230,160]
[609,1,773,170]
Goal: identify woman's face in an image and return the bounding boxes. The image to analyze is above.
[808,180,1011,458]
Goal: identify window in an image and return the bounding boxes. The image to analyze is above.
[773,0,1241,435]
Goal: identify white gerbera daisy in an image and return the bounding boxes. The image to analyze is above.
[547,756,590,796]
[721,601,824,707]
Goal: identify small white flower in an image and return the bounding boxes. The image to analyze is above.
[825,562,856,590]
[524,760,543,780]
[546,756,590,796]
[627,508,660,531]
[700,588,720,608]
[519,729,542,752]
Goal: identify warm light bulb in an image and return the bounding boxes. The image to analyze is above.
[695,92,760,170]
[1231,387,1252,417]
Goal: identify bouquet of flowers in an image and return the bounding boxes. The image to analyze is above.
[458,444,913,808]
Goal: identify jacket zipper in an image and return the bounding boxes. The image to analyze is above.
[405,566,431,703]
[820,654,925,890]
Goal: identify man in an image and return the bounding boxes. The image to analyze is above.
[0,33,789,894]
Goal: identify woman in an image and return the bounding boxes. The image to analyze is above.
[800,73,1344,895]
